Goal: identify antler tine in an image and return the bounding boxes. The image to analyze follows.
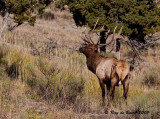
[93,18,99,31]
[80,26,94,44]
[88,31,95,44]
[110,25,117,42]
[81,19,107,45]
[92,25,110,33]
[118,26,123,35]
[84,32,93,44]
[86,18,100,45]
[80,30,91,44]
[81,34,91,44]
[114,26,118,32]
[114,26,124,40]
[98,25,118,46]
[82,31,93,44]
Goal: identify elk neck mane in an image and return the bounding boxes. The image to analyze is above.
[84,51,117,74]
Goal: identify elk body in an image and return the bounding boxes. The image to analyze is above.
[79,26,130,106]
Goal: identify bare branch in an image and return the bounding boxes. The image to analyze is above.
[0,12,9,37]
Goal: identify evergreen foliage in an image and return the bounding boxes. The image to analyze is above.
[56,0,160,41]
[0,0,53,26]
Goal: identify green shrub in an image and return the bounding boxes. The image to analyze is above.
[55,0,68,10]
[141,68,160,88]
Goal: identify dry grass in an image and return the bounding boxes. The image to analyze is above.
[0,7,160,119]
[0,8,82,49]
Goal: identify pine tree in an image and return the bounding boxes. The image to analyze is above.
[0,0,53,35]
[56,0,160,42]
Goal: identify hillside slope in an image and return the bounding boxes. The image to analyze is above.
[0,7,159,119]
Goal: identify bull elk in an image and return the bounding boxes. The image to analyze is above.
[79,26,130,106]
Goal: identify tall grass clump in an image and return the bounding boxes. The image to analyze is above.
[0,46,30,80]
[0,45,88,111]
[133,64,160,89]
[26,56,86,108]
[141,69,160,88]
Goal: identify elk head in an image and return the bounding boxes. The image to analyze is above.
[79,44,98,55]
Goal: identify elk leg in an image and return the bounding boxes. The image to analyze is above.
[99,79,106,106]
[110,77,118,101]
[106,82,111,106]
[123,75,129,104]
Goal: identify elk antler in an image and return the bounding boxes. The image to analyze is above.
[113,26,124,40]
[97,26,123,46]
[81,30,95,44]
[80,18,125,47]
[80,18,100,45]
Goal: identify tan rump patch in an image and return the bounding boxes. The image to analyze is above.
[116,60,130,82]
[119,81,122,85]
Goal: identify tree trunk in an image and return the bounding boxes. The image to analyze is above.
[116,39,121,60]
[99,31,106,52]
[0,12,9,37]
